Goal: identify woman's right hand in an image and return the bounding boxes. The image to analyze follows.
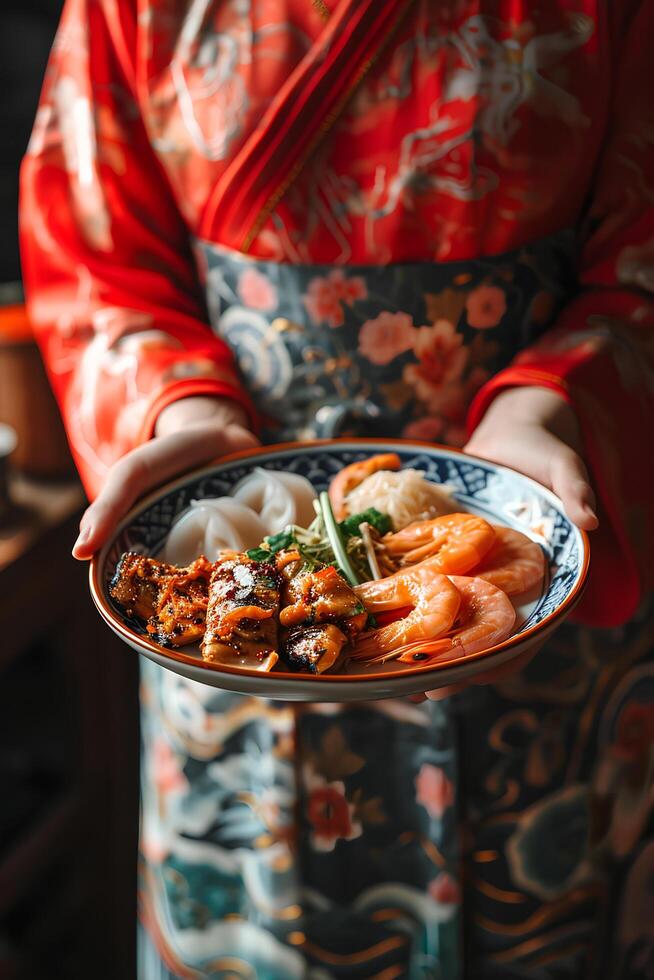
[72,396,259,559]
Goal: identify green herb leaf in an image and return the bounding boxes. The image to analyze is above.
[246,529,296,563]
[340,508,392,539]
[246,547,272,562]
[266,529,296,553]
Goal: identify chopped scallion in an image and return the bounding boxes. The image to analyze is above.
[319,492,360,587]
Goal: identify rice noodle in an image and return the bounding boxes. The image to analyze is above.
[345,468,456,531]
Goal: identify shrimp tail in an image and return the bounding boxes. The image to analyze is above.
[348,626,414,661]
[350,634,456,666]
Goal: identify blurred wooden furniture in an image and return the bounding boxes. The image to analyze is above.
[0,473,139,979]
[0,301,74,479]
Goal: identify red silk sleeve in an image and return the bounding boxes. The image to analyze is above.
[468,2,654,627]
[19,0,254,499]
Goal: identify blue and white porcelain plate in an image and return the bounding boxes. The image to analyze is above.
[90,440,590,701]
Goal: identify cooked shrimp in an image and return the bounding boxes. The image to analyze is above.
[381,513,496,573]
[473,526,546,596]
[397,576,516,664]
[329,452,401,519]
[349,557,461,663]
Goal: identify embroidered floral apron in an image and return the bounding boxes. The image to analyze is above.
[194,235,574,444]
[138,240,653,980]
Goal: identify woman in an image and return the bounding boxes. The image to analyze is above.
[21,1,654,976]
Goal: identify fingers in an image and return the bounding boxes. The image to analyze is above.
[466,425,598,531]
[73,422,259,559]
[548,447,598,530]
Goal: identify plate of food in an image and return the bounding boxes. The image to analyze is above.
[89,439,589,701]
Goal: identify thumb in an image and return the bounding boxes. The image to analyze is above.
[73,422,259,559]
[224,422,260,451]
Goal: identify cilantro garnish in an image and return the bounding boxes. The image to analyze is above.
[247,528,297,563]
[266,529,296,552]
[340,508,392,539]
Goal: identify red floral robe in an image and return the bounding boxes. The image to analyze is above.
[19,2,654,976]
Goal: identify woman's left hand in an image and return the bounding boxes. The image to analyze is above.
[418,384,598,702]
[465,385,599,530]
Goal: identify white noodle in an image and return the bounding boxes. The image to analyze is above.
[346,469,456,531]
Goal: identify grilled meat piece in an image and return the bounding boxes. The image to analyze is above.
[111,553,212,645]
[284,624,349,674]
[111,553,165,621]
[275,551,367,672]
[202,557,280,671]
[277,554,366,635]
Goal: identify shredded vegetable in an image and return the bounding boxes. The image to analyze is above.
[319,492,360,586]
[245,498,392,585]
[359,522,382,580]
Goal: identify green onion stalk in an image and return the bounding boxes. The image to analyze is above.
[318,492,360,586]
[246,498,392,585]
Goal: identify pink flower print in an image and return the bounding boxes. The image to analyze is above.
[328,269,367,304]
[237,267,277,312]
[358,311,416,366]
[402,416,445,441]
[465,285,507,329]
[152,736,188,795]
[415,763,454,819]
[403,320,468,415]
[413,320,467,384]
[304,276,344,328]
[403,370,468,419]
[304,271,367,328]
[429,871,461,905]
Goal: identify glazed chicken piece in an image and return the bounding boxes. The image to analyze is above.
[275,551,367,673]
[111,553,212,645]
[202,557,281,671]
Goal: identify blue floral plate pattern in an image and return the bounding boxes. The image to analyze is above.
[90,440,589,701]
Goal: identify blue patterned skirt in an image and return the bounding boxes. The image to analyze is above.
[138,238,654,979]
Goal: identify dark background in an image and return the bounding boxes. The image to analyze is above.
[0,1,64,282]
[1,4,139,978]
